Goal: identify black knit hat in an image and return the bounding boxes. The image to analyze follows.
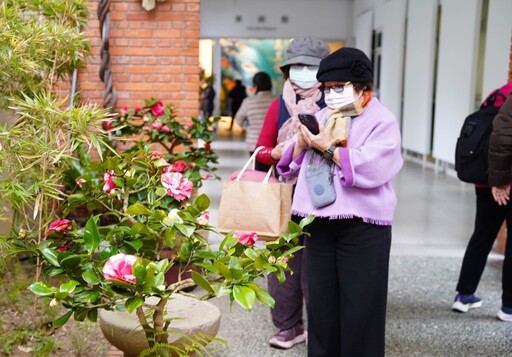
[316,47,373,83]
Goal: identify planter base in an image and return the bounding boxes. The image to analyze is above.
[99,295,221,357]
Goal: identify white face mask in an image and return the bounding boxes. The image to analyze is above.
[289,65,319,89]
[324,85,358,110]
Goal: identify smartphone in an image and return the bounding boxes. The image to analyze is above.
[298,113,320,135]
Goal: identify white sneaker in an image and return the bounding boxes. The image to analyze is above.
[497,307,512,322]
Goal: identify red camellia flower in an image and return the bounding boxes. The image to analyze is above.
[161,125,171,133]
[102,253,138,284]
[119,106,128,114]
[234,232,258,246]
[150,100,165,117]
[103,121,113,131]
[188,162,196,168]
[204,142,211,151]
[46,219,72,238]
[134,107,142,114]
[161,172,194,201]
[103,170,116,195]
[171,160,188,173]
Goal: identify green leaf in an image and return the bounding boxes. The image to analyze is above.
[84,217,100,254]
[126,203,153,216]
[59,254,83,269]
[75,290,100,303]
[191,271,214,294]
[194,194,210,212]
[28,282,54,296]
[53,311,73,328]
[299,216,315,229]
[248,284,275,308]
[214,261,232,281]
[60,280,79,293]
[175,223,195,237]
[125,296,144,313]
[87,308,98,322]
[133,259,147,283]
[82,270,100,285]
[243,248,258,261]
[125,239,143,252]
[154,272,165,288]
[233,285,256,311]
[283,245,305,257]
[41,248,60,267]
[130,222,149,235]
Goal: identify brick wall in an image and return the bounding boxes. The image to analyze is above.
[79,0,200,119]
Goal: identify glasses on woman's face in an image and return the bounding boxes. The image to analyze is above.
[322,82,352,94]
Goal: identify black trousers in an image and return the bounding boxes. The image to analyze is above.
[456,186,512,306]
[306,217,391,357]
[267,215,308,330]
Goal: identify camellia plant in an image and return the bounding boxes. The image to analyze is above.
[1,98,309,356]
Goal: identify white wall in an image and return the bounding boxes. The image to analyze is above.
[482,0,512,96]
[432,0,482,164]
[379,0,406,121]
[401,0,438,155]
[200,0,354,41]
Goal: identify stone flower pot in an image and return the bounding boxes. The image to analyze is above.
[99,294,221,357]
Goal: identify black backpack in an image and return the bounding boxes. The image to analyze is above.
[455,92,506,185]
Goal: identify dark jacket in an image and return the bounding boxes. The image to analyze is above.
[488,95,512,186]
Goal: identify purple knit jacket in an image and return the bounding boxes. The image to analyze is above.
[277,98,403,225]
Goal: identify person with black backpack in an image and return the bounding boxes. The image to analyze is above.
[452,82,512,318]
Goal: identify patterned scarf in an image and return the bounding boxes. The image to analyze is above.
[325,92,372,147]
[277,80,323,144]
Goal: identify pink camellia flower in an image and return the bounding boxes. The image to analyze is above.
[197,210,209,225]
[46,219,72,238]
[150,100,165,117]
[142,115,149,122]
[161,125,171,133]
[234,232,258,246]
[103,170,116,195]
[188,162,196,168]
[150,152,163,160]
[161,172,194,201]
[119,106,128,114]
[102,253,138,284]
[134,107,142,114]
[76,178,86,187]
[162,165,173,174]
[150,121,163,130]
[171,160,188,173]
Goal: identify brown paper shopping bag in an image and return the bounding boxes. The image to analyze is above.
[217,148,292,241]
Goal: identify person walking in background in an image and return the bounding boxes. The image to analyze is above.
[460,91,512,322]
[228,79,247,130]
[277,47,403,356]
[254,36,330,349]
[234,72,276,172]
[452,83,512,317]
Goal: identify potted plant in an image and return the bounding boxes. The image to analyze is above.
[0,96,309,356]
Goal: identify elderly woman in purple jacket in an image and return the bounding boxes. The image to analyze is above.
[277,47,403,357]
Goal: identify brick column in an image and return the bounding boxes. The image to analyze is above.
[79,0,200,120]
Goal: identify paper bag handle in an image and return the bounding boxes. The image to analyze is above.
[235,146,274,183]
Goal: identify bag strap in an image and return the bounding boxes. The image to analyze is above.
[235,146,275,183]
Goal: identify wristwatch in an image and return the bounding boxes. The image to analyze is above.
[322,144,337,161]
